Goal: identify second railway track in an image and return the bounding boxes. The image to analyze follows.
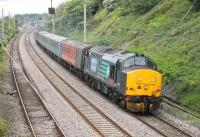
[162,95,200,119]
[21,29,196,137]
[24,30,132,136]
[11,33,65,137]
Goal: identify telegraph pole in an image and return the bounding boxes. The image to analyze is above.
[53,14,55,34]
[13,15,16,29]
[84,0,87,42]
[49,0,55,34]
[2,8,4,38]
[8,12,10,32]
[0,0,7,38]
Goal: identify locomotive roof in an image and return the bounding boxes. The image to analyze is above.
[49,34,68,42]
[39,31,68,42]
[89,46,111,55]
[102,50,136,64]
[39,31,49,34]
[90,46,139,64]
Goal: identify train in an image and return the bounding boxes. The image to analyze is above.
[35,31,162,113]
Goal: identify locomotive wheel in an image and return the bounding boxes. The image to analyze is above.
[107,91,112,99]
[84,75,89,82]
[91,81,95,89]
[111,92,120,103]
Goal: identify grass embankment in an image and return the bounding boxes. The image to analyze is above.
[0,16,16,136]
[53,0,200,109]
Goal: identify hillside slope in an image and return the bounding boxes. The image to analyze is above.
[49,0,200,109]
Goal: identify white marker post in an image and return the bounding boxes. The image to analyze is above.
[2,8,4,38]
[53,14,55,34]
[9,12,10,32]
[14,15,15,28]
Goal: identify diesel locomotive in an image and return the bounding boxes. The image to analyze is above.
[35,31,162,113]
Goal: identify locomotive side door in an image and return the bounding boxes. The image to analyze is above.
[83,51,89,73]
[115,60,122,91]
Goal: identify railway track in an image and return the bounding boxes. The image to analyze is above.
[151,114,192,137]
[18,28,197,136]
[24,31,132,137]
[28,30,195,137]
[11,33,65,137]
[162,96,200,119]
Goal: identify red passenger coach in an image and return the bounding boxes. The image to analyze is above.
[61,41,77,66]
[61,40,92,71]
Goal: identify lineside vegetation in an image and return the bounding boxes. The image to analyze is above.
[0,16,16,136]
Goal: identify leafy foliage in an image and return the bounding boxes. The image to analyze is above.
[47,0,105,36]
[103,0,161,15]
[0,16,16,75]
[124,0,161,15]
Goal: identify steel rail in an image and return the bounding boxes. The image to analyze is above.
[29,30,194,137]
[27,31,132,137]
[29,30,172,137]
[25,31,105,137]
[163,95,200,115]
[22,32,66,137]
[151,114,192,137]
[10,33,37,137]
[6,32,66,137]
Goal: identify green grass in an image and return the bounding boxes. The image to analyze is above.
[0,49,6,75]
[53,0,200,109]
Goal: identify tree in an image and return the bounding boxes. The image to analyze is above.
[132,0,161,14]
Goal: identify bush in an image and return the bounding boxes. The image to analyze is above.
[132,0,161,14]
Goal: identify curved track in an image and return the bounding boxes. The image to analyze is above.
[25,31,132,137]
[11,33,65,137]
[162,96,200,119]
[24,30,194,137]
[151,113,192,137]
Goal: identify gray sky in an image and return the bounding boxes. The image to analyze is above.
[0,0,67,16]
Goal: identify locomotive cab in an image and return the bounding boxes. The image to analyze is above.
[117,55,162,112]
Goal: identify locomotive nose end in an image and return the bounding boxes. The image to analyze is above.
[126,69,162,97]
